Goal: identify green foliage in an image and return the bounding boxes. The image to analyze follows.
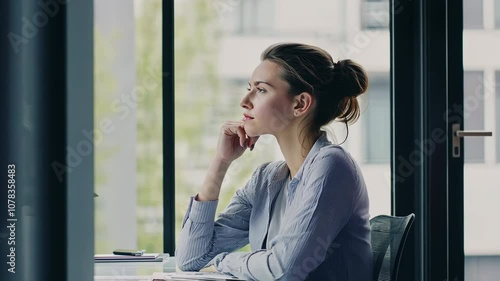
[94,30,120,253]
[173,0,223,238]
[135,0,164,252]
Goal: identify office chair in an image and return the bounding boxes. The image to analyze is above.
[370,213,415,281]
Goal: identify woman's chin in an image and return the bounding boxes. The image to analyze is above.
[244,128,259,138]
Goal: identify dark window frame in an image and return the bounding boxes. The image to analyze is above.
[163,0,176,255]
[392,0,464,280]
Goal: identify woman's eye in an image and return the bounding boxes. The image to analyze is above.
[246,87,266,93]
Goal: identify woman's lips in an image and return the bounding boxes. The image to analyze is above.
[243,114,254,121]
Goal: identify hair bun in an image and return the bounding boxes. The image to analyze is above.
[332,59,368,98]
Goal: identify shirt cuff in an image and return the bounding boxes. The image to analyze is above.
[188,195,219,223]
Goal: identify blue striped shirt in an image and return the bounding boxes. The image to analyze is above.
[176,132,372,281]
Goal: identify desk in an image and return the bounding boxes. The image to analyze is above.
[95,256,176,281]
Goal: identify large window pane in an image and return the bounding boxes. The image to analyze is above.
[363,73,390,164]
[496,0,500,28]
[464,71,485,163]
[361,0,389,30]
[240,0,274,35]
[94,0,163,254]
[497,71,500,163]
[174,0,391,246]
[464,0,484,29]
[464,4,500,278]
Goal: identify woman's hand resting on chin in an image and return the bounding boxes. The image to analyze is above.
[216,121,260,163]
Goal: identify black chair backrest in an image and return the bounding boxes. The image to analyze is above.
[370,213,415,281]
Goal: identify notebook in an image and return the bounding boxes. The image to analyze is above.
[94,253,167,263]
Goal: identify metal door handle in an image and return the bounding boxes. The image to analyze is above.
[455,131,492,137]
[452,123,493,158]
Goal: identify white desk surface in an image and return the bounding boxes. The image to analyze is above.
[94,256,176,281]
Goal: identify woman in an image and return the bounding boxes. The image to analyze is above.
[176,43,372,281]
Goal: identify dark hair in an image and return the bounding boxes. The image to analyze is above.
[260,43,368,144]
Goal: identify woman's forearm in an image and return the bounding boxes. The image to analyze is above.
[196,157,231,201]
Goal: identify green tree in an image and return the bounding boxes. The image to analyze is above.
[94,30,121,253]
[135,0,164,252]
[173,0,223,238]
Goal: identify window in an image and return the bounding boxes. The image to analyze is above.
[497,71,500,162]
[218,0,275,35]
[464,0,483,29]
[464,70,500,279]
[496,0,500,28]
[463,71,485,163]
[94,0,163,254]
[463,6,500,279]
[361,0,389,30]
[174,0,391,240]
[362,74,390,164]
[239,0,275,35]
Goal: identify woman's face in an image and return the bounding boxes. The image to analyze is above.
[240,60,295,137]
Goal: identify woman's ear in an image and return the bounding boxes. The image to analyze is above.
[293,92,314,117]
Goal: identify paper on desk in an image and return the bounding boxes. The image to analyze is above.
[151,271,244,281]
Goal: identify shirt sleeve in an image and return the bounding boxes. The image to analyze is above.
[214,149,358,281]
[175,163,270,271]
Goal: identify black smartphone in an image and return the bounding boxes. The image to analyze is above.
[112,249,144,256]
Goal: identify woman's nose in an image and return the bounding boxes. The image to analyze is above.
[240,92,252,109]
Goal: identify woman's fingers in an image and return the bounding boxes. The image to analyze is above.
[222,121,243,136]
[247,136,259,149]
[236,126,247,148]
[221,121,259,150]
[222,121,248,147]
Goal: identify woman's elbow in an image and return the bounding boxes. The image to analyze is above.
[176,257,205,271]
[177,261,202,272]
[175,250,206,271]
